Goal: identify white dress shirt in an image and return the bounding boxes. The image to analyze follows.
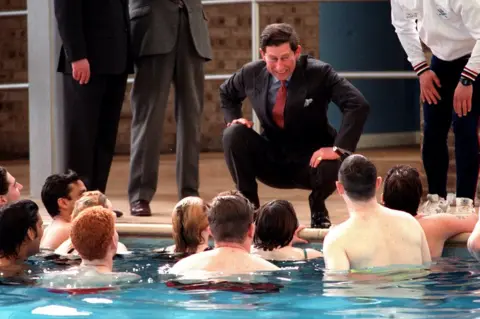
[391,0,480,81]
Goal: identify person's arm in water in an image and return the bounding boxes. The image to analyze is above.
[323,232,350,271]
[420,227,432,264]
[467,217,480,261]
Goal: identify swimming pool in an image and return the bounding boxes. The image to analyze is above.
[2,238,480,319]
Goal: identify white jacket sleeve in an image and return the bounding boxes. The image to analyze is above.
[457,0,480,81]
[391,0,429,75]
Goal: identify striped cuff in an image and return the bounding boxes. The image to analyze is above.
[413,61,429,76]
[461,67,478,82]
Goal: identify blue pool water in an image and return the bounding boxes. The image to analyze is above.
[1,238,480,318]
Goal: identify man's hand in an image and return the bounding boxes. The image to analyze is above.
[419,70,441,105]
[72,58,90,85]
[309,147,340,168]
[453,82,473,117]
[227,118,253,128]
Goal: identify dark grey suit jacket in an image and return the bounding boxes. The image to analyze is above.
[128,0,212,60]
[219,55,370,155]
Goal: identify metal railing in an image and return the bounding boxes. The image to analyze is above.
[0,0,418,104]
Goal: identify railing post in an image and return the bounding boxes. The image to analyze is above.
[251,0,261,133]
[26,0,66,198]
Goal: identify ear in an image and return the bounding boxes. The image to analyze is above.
[260,48,265,60]
[57,197,70,210]
[294,45,302,57]
[336,181,344,195]
[27,227,36,241]
[0,195,7,205]
[247,223,255,239]
[376,176,383,190]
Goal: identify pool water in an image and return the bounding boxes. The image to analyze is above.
[2,238,480,318]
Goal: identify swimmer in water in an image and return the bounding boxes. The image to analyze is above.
[42,206,139,293]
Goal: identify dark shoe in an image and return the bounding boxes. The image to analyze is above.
[130,200,152,217]
[113,210,123,218]
[311,212,331,229]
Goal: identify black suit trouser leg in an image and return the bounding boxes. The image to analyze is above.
[63,74,127,193]
[222,124,339,224]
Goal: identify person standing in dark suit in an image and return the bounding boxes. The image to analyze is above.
[54,0,133,196]
[220,23,370,228]
[127,0,212,216]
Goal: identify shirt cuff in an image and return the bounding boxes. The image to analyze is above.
[461,67,478,82]
[413,61,430,76]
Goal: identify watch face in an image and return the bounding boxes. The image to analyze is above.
[461,78,472,86]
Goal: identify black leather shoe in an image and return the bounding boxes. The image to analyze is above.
[311,213,331,229]
[130,200,152,217]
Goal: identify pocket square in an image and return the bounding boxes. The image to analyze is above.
[304,98,313,107]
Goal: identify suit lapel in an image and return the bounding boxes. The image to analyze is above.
[284,56,308,129]
[254,67,273,128]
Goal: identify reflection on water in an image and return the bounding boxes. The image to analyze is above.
[0,246,479,318]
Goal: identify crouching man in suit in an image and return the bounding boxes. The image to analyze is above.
[220,23,370,228]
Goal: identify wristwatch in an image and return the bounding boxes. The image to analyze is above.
[460,76,473,86]
[333,146,351,161]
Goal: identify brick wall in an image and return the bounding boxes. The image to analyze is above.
[0,1,319,159]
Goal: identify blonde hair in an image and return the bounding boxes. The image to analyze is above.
[172,197,209,254]
[72,191,109,220]
[71,206,115,260]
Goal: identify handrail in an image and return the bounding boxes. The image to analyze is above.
[0,10,27,17]
[0,71,417,90]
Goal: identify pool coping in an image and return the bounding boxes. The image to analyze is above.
[111,223,470,246]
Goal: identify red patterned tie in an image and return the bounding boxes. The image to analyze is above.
[272,80,287,128]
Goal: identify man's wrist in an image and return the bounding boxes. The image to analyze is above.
[332,146,351,161]
[413,61,430,76]
[461,67,477,83]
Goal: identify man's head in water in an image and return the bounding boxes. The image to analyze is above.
[71,206,118,262]
[0,200,43,265]
[207,193,255,251]
[0,167,23,207]
[382,165,423,216]
[336,154,381,204]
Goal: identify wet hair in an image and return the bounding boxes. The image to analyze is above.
[71,206,115,261]
[253,200,298,251]
[260,23,299,52]
[208,194,254,244]
[71,191,109,220]
[0,167,9,196]
[41,170,81,218]
[338,154,377,202]
[172,197,209,254]
[383,165,423,216]
[0,200,39,259]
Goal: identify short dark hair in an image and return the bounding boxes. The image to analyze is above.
[383,165,423,216]
[338,154,377,201]
[0,167,8,196]
[253,200,298,251]
[0,199,39,259]
[208,194,254,244]
[260,23,299,52]
[41,170,81,218]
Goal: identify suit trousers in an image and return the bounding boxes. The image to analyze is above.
[422,54,480,200]
[222,124,340,225]
[63,73,128,193]
[128,7,205,203]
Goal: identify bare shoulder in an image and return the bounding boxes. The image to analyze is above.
[249,254,280,270]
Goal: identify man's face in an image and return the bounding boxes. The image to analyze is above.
[0,173,23,205]
[261,42,301,81]
[64,180,87,216]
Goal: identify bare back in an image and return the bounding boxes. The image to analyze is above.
[169,248,280,277]
[324,205,431,271]
[40,220,71,251]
